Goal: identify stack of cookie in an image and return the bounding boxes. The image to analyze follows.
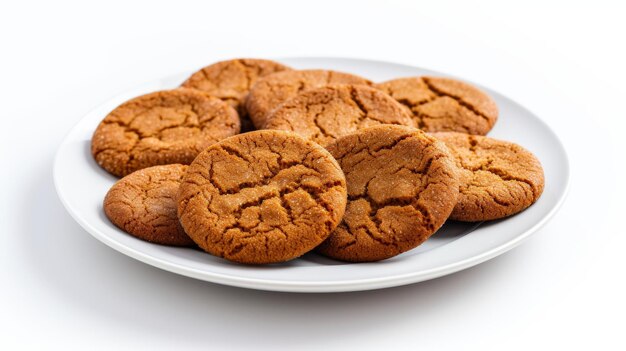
[93,58,544,264]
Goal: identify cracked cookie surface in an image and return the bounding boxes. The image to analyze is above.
[375,77,498,135]
[104,164,194,246]
[181,59,291,132]
[432,132,544,221]
[91,88,240,177]
[177,130,348,264]
[317,125,459,262]
[246,70,372,129]
[264,84,414,146]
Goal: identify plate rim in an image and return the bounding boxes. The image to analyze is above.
[53,56,571,293]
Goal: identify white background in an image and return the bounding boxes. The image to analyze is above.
[1,1,624,350]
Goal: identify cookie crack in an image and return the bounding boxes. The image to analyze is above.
[370,133,414,154]
[382,83,436,128]
[221,163,318,195]
[349,194,435,234]
[484,188,516,207]
[104,101,204,140]
[422,78,491,123]
[482,167,538,198]
[458,138,538,198]
[354,224,399,248]
[211,179,343,246]
[349,87,369,122]
[199,68,214,88]
[389,153,445,178]
[219,144,252,163]
[237,60,261,89]
[308,101,334,139]
[94,94,238,175]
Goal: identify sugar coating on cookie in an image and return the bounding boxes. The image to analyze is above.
[317,125,459,262]
[246,69,372,128]
[104,164,194,246]
[375,77,498,135]
[91,89,240,177]
[432,132,544,221]
[177,130,348,264]
[181,58,291,132]
[264,84,414,146]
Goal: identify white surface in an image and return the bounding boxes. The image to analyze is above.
[1,0,624,349]
[54,58,569,292]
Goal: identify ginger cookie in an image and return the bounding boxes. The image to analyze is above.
[432,132,544,221]
[264,84,414,147]
[317,125,459,262]
[177,130,348,264]
[246,69,372,128]
[92,88,240,177]
[375,77,498,135]
[104,164,194,246]
[181,58,291,132]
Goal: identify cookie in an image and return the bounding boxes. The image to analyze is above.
[264,84,414,147]
[375,77,498,135]
[91,88,240,177]
[432,132,544,221]
[246,69,372,128]
[177,130,348,264]
[317,125,459,262]
[181,58,291,132]
[104,164,194,246]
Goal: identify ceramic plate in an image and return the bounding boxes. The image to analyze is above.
[54,57,569,292]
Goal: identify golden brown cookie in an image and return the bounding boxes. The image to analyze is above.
[432,132,544,221]
[246,69,372,128]
[104,164,194,246]
[375,77,498,135]
[181,59,291,132]
[91,88,240,177]
[177,130,348,264]
[264,84,414,147]
[317,125,459,262]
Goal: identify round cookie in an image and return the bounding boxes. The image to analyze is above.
[246,69,372,128]
[104,164,194,246]
[317,125,459,262]
[92,88,240,177]
[375,77,498,135]
[181,58,291,132]
[432,132,544,221]
[264,84,414,147]
[177,130,348,264]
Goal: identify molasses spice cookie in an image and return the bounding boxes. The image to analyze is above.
[104,164,194,246]
[181,58,291,132]
[376,77,498,135]
[246,69,372,128]
[264,84,414,146]
[432,132,544,221]
[317,125,459,262]
[91,88,240,177]
[177,130,348,264]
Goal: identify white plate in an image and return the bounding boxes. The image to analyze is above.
[54,57,569,293]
